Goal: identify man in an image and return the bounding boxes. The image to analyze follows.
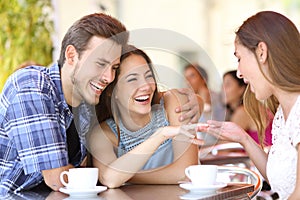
[0,13,200,196]
[0,13,128,196]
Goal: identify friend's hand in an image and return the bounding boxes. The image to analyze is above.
[175,88,203,123]
[196,120,248,144]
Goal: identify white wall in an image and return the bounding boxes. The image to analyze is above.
[52,0,299,91]
[119,0,299,91]
[51,0,117,61]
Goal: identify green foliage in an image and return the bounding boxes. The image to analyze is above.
[0,0,53,91]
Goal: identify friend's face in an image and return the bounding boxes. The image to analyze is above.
[72,36,122,105]
[223,74,245,105]
[115,54,156,117]
[234,38,271,101]
[184,67,205,92]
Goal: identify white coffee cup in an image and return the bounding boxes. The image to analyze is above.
[185,165,218,185]
[60,168,98,189]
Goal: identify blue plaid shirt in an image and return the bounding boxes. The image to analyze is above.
[0,64,91,196]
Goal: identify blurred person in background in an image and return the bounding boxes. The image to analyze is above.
[184,63,225,145]
[222,70,272,146]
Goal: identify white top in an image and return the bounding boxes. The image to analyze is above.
[267,95,300,199]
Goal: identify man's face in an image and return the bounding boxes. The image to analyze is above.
[71,36,122,106]
[184,67,205,93]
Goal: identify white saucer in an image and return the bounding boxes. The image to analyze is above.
[59,186,107,198]
[180,192,215,200]
[179,182,227,194]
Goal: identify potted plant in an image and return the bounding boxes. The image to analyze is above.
[0,0,53,91]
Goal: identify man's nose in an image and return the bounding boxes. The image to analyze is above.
[102,67,115,84]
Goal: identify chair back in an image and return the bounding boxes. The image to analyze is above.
[217,166,262,199]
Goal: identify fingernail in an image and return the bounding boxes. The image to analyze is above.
[198,123,209,127]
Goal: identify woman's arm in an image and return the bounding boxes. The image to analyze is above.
[88,123,193,188]
[159,88,204,123]
[128,89,199,184]
[164,89,199,162]
[197,120,268,180]
[128,144,197,184]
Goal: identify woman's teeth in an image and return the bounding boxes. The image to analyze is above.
[135,95,149,102]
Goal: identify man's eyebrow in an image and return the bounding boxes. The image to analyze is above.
[97,58,110,63]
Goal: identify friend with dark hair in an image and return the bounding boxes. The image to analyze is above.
[88,45,201,188]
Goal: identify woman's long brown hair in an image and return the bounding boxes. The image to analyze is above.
[96,45,160,145]
[236,11,300,145]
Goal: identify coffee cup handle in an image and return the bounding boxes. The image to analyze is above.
[185,167,191,180]
[60,171,69,187]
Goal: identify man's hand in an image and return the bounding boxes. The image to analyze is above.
[175,88,204,123]
[42,164,74,191]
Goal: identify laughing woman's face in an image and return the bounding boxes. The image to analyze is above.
[234,38,272,101]
[115,54,156,117]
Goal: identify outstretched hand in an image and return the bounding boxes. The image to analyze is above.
[158,126,195,139]
[175,88,203,123]
[196,120,248,144]
[157,124,204,145]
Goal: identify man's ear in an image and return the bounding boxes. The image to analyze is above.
[256,42,268,63]
[65,45,78,65]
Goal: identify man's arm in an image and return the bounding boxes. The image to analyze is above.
[158,88,204,123]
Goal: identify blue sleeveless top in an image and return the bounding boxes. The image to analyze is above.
[105,100,174,170]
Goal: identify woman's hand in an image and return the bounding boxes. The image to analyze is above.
[196,120,249,144]
[155,126,195,139]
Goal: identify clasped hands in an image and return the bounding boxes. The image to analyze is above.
[163,120,246,145]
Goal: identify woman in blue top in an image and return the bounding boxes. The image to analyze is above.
[88,45,201,188]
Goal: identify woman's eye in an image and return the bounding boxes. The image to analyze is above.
[146,74,154,79]
[127,78,137,82]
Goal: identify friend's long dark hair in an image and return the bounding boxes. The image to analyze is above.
[96,45,160,123]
